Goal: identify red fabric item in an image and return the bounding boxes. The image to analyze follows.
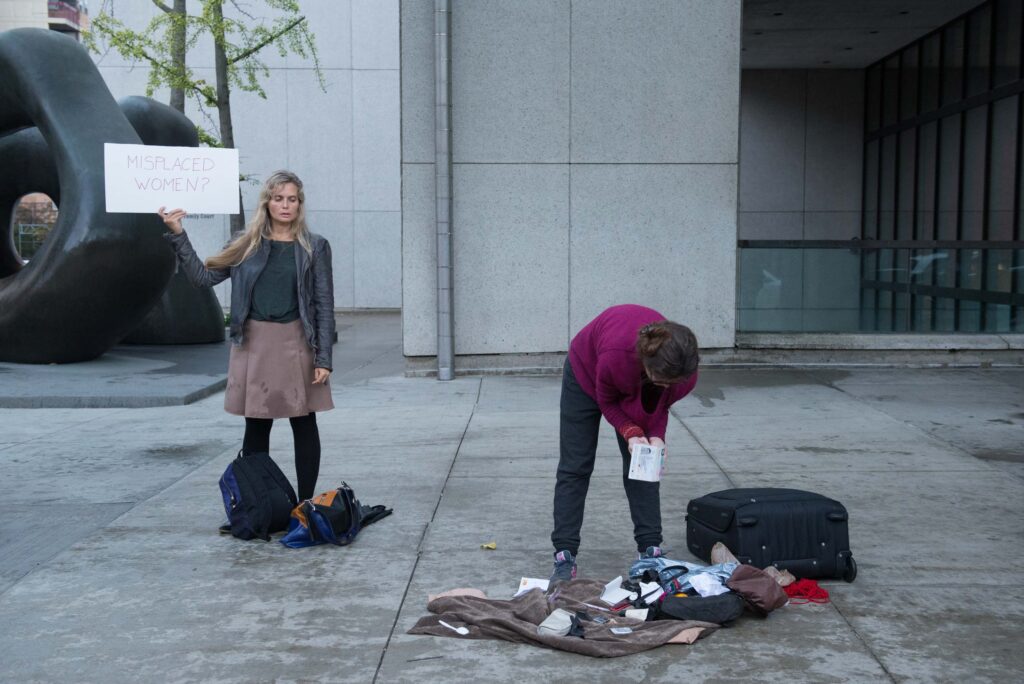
[783,579,830,604]
[568,304,698,440]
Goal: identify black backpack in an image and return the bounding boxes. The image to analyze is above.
[218,451,297,541]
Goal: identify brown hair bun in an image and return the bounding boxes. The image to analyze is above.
[636,320,699,381]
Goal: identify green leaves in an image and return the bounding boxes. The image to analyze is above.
[85,0,325,145]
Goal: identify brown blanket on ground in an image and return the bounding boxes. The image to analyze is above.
[408,578,718,657]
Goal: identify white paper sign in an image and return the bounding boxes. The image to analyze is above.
[103,143,240,214]
[628,444,665,482]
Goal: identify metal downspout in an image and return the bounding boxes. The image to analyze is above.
[434,0,454,380]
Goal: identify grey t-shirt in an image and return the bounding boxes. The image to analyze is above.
[249,240,300,323]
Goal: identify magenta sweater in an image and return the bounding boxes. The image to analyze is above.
[568,304,698,440]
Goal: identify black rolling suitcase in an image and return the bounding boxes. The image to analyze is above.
[686,488,857,582]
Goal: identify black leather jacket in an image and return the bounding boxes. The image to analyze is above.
[165,230,335,370]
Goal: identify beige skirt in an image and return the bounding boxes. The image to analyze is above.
[225,319,334,418]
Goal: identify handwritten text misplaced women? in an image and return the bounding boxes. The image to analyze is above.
[127,153,217,193]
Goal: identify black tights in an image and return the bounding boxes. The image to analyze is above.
[243,413,321,500]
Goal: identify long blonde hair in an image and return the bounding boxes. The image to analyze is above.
[206,170,313,269]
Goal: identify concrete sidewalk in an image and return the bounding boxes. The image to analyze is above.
[1,314,1022,682]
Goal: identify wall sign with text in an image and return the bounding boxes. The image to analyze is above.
[103,143,240,214]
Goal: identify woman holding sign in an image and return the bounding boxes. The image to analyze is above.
[550,304,699,582]
[158,170,333,500]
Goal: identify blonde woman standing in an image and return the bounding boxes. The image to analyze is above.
[158,170,334,500]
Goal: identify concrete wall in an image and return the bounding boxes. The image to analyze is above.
[0,0,47,32]
[401,0,742,357]
[89,0,401,310]
[737,69,864,331]
[739,69,864,241]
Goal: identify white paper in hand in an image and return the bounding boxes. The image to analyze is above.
[628,444,664,482]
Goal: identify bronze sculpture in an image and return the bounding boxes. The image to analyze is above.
[0,28,224,363]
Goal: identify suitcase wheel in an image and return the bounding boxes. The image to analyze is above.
[842,555,857,583]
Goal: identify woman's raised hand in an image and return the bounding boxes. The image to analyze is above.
[157,206,187,234]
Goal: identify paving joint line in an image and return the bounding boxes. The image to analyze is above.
[829,596,899,683]
[372,376,484,683]
[672,409,737,488]
[0,442,237,602]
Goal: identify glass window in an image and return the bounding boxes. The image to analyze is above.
[883,55,901,127]
[893,290,911,331]
[942,20,965,105]
[988,96,1018,241]
[965,4,993,98]
[1017,249,1024,292]
[937,115,962,240]
[993,0,1022,87]
[987,249,1013,292]
[879,135,898,240]
[911,249,944,285]
[912,293,930,331]
[917,121,938,241]
[983,303,1013,332]
[1015,249,1024,299]
[866,63,882,133]
[960,107,988,241]
[898,131,917,240]
[920,34,942,115]
[744,1,1023,336]
[934,248,957,289]
[862,251,878,285]
[900,45,919,121]
[864,139,880,239]
[959,300,982,331]
[1018,108,1024,241]
[876,290,894,332]
[959,248,983,291]
[934,296,956,331]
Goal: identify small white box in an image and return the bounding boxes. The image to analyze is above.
[628,444,664,482]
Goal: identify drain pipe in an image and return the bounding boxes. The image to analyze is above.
[434,0,455,380]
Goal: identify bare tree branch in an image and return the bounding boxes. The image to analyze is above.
[228,15,304,64]
[228,0,257,21]
[151,0,174,13]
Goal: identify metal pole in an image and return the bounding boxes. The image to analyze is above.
[434,0,455,380]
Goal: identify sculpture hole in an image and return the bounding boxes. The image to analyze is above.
[12,193,58,263]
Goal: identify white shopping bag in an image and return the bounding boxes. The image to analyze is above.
[627,444,664,482]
